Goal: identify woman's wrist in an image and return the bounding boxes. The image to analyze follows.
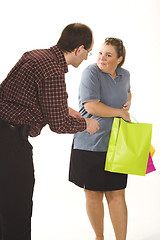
[116,109,123,118]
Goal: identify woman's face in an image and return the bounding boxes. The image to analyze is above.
[97,44,122,74]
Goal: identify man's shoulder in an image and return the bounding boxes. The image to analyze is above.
[24,47,62,76]
[24,48,56,62]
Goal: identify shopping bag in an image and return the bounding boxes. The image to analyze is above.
[146,153,156,174]
[146,144,156,174]
[150,144,155,158]
[105,118,152,176]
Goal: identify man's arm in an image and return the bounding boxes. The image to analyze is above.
[40,74,99,134]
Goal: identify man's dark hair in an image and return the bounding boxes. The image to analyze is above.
[57,23,93,53]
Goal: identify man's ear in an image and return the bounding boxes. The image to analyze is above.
[75,45,84,56]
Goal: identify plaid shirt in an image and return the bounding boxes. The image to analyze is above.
[0,45,86,137]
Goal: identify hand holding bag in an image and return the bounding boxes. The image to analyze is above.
[105,118,152,176]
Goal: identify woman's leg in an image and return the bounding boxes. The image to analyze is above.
[105,189,127,240]
[84,189,104,240]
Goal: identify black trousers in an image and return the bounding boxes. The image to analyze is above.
[0,120,35,240]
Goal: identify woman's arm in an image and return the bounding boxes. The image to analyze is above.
[84,100,131,122]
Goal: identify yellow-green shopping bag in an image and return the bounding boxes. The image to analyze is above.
[105,118,152,176]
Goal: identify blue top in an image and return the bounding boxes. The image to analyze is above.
[73,63,131,152]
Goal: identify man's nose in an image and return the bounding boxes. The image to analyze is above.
[84,55,88,60]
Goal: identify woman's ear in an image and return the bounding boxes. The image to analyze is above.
[117,56,123,65]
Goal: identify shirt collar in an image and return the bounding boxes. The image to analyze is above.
[50,45,68,73]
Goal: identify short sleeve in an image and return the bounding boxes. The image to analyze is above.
[127,70,131,92]
[79,65,100,104]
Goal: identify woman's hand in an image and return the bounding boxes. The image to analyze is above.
[122,92,131,110]
[120,109,131,122]
[122,100,131,110]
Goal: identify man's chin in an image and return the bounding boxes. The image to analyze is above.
[72,61,83,68]
[72,63,80,68]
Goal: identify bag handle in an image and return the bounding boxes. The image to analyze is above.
[130,114,141,126]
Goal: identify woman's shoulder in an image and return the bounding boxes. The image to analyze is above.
[82,64,102,80]
[83,63,99,73]
[81,64,101,85]
[117,67,130,76]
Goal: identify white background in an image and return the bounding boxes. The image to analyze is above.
[0,0,160,239]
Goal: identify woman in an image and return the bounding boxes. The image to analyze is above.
[69,38,131,240]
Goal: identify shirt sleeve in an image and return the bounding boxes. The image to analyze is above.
[127,71,131,92]
[80,65,101,104]
[40,72,86,134]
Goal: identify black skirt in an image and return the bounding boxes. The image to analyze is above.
[69,148,128,191]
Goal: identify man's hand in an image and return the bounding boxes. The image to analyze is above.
[85,118,100,135]
[68,107,99,134]
[68,107,83,118]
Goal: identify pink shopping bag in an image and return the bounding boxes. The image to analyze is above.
[146,153,156,174]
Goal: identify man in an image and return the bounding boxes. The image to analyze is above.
[0,23,99,240]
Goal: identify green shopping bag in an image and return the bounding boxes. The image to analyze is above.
[105,118,152,176]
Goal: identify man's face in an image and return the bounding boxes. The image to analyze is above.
[72,38,94,68]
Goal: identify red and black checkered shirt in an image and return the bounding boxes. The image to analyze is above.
[0,45,86,137]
